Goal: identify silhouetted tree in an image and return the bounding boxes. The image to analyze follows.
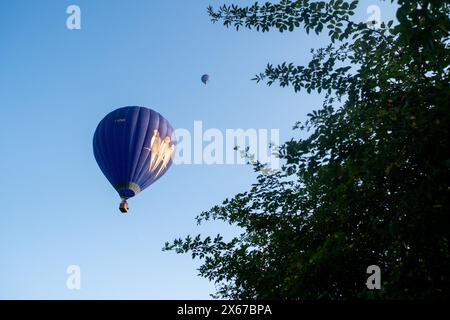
[165,0,450,299]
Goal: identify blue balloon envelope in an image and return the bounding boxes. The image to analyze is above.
[93,106,175,213]
[201,74,210,85]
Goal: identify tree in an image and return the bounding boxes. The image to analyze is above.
[164,0,450,299]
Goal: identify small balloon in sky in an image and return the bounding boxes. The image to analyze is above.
[201,74,210,85]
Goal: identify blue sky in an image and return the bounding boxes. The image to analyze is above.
[0,0,396,299]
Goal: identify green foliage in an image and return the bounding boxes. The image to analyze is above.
[165,0,450,299]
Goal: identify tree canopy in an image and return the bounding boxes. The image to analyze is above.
[164,0,450,299]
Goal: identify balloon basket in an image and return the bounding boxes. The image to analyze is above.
[119,201,129,213]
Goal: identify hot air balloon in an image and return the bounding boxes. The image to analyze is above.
[201,74,210,85]
[93,106,175,213]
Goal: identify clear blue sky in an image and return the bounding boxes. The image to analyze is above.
[0,0,396,299]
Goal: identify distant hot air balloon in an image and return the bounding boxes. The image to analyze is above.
[93,106,175,213]
[201,74,210,85]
